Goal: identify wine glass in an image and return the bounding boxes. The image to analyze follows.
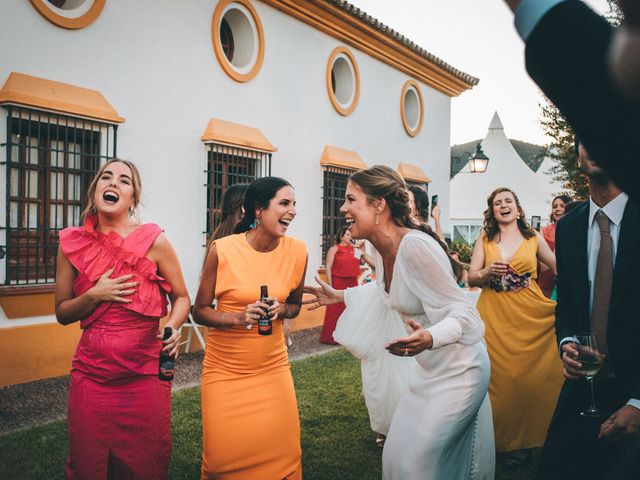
[499,245,511,263]
[498,246,510,289]
[574,333,604,417]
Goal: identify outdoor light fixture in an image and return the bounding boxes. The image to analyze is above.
[467,142,489,173]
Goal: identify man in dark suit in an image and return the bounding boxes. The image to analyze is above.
[503,0,640,202]
[537,141,640,479]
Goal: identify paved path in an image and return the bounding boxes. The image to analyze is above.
[0,326,338,436]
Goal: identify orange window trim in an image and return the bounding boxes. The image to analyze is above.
[400,79,425,137]
[326,46,360,117]
[201,118,277,152]
[30,0,105,30]
[212,0,265,83]
[0,72,124,124]
[320,145,367,171]
[397,162,432,184]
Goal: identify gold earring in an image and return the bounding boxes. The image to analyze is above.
[375,213,380,225]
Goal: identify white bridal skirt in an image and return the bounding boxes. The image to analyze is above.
[334,281,495,479]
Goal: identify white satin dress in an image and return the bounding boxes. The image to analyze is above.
[334,230,494,479]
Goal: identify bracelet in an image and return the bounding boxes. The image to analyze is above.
[282,303,296,319]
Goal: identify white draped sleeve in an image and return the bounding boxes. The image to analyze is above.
[333,281,411,435]
[395,234,485,348]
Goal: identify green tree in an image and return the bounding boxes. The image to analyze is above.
[605,0,623,25]
[539,99,588,198]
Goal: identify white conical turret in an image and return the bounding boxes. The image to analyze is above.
[488,111,504,131]
[450,112,565,230]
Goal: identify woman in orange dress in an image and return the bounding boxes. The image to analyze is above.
[194,177,308,480]
[55,158,190,479]
[538,194,572,298]
[469,187,563,465]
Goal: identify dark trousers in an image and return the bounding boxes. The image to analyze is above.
[537,377,640,480]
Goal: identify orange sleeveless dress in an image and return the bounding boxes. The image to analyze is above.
[476,234,563,452]
[201,233,307,480]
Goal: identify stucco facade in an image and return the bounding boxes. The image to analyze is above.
[0,0,475,385]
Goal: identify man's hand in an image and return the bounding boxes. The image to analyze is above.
[598,405,640,441]
[560,342,584,379]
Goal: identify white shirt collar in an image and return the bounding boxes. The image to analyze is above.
[588,192,629,227]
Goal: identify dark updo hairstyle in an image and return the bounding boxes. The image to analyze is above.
[482,187,536,241]
[212,184,249,240]
[349,165,461,281]
[234,177,292,234]
[202,183,249,270]
[409,185,430,223]
[335,225,350,244]
[550,194,572,223]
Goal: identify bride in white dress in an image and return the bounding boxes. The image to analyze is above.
[304,166,494,479]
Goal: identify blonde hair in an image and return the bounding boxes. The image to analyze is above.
[81,158,142,222]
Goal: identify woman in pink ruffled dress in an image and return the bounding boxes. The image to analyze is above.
[55,159,190,479]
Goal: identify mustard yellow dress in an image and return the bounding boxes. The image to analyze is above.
[476,234,563,452]
[201,233,307,480]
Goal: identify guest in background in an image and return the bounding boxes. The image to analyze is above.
[451,251,470,288]
[320,225,373,345]
[201,183,248,271]
[194,177,307,480]
[563,199,587,215]
[212,184,248,241]
[408,185,444,241]
[55,158,190,479]
[539,194,572,298]
[469,187,563,466]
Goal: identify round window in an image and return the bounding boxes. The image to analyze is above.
[212,0,264,82]
[31,0,105,29]
[326,47,360,116]
[400,80,424,137]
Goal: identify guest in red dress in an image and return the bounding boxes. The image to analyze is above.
[320,226,372,344]
[538,194,572,298]
[55,159,190,480]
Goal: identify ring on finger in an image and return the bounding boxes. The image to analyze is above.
[118,290,123,296]
[404,348,409,356]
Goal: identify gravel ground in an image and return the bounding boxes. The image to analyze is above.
[0,326,339,436]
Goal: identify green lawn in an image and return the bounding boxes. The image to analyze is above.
[0,349,537,479]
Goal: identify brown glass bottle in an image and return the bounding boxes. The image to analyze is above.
[159,327,175,381]
[258,285,272,335]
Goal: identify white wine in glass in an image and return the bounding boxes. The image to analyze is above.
[574,333,603,417]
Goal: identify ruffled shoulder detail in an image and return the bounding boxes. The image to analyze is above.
[59,216,171,323]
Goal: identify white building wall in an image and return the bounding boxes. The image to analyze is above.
[0,0,453,293]
[449,113,565,245]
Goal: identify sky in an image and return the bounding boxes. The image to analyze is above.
[353,0,609,147]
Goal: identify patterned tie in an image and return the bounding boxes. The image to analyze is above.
[591,210,613,355]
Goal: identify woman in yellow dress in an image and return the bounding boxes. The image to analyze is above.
[193,177,307,480]
[469,187,563,465]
